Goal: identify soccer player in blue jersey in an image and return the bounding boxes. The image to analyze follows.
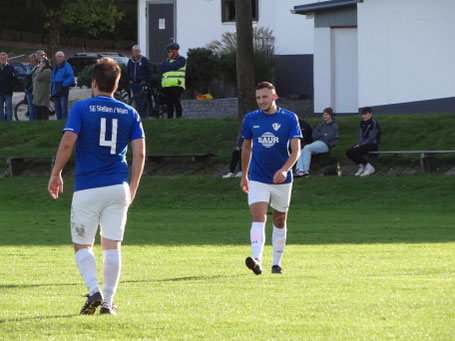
[48,58,146,315]
[241,82,302,275]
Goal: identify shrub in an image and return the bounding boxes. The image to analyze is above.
[186,48,222,94]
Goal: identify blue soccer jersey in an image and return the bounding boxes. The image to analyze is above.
[64,95,145,191]
[242,108,302,184]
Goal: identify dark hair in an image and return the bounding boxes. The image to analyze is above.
[323,107,333,117]
[93,57,120,93]
[361,107,372,115]
[41,59,51,68]
[256,81,276,91]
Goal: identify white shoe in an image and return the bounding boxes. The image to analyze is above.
[235,171,242,177]
[360,164,375,177]
[354,165,365,176]
[222,172,235,179]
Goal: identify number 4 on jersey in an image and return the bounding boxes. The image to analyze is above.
[100,118,118,154]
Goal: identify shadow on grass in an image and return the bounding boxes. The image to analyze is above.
[0,314,79,324]
[0,275,238,290]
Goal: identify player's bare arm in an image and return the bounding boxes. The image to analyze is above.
[48,131,78,199]
[129,138,146,204]
[240,139,252,194]
[273,138,301,184]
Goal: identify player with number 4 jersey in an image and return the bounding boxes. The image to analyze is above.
[48,58,145,315]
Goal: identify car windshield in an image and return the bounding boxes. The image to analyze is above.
[111,57,128,66]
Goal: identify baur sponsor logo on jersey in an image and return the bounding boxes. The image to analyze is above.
[258,132,279,148]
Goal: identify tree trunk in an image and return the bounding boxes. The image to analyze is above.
[47,18,60,65]
[235,0,256,128]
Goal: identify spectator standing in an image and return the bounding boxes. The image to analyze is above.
[345,106,381,177]
[160,42,186,119]
[127,45,153,118]
[51,51,75,120]
[295,107,339,176]
[33,59,52,120]
[0,52,17,121]
[25,54,39,120]
[222,134,243,178]
[35,50,47,63]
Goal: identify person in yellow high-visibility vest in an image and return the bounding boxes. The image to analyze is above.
[160,43,186,119]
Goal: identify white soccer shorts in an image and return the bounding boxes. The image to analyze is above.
[248,180,293,212]
[70,183,130,244]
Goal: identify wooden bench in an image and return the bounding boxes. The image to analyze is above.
[146,153,216,162]
[368,150,455,173]
[7,156,56,176]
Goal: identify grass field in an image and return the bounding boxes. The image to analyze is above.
[1,175,455,340]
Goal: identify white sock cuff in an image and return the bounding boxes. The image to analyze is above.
[103,249,121,263]
[75,248,93,259]
[273,224,287,234]
[251,221,265,231]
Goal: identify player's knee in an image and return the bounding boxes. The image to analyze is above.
[273,216,286,228]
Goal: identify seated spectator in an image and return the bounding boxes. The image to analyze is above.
[223,134,243,178]
[345,106,381,177]
[299,118,313,148]
[295,107,338,176]
[33,59,52,120]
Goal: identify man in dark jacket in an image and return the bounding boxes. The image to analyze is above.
[346,106,381,177]
[295,107,338,176]
[127,45,153,117]
[0,52,17,121]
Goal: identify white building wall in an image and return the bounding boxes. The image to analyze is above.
[357,0,455,107]
[313,27,332,113]
[137,0,315,58]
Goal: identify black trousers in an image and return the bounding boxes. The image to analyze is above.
[345,143,378,165]
[229,149,242,173]
[163,86,183,119]
[35,106,49,120]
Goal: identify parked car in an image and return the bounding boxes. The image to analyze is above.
[11,62,27,92]
[67,52,129,76]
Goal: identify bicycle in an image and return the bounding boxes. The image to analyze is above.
[129,82,167,119]
[14,95,56,121]
[113,86,130,104]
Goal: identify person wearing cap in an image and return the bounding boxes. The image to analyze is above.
[345,106,381,177]
[33,59,52,120]
[295,107,339,176]
[51,51,75,120]
[160,42,186,119]
[127,45,153,118]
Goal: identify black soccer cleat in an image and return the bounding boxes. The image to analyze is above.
[245,257,262,275]
[271,265,284,274]
[99,302,117,315]
[80,290,103,315]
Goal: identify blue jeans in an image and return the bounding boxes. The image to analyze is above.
[24,89,36,120]
[296,140,329,171]
[54,96,69,120]
[0,95,13,121]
